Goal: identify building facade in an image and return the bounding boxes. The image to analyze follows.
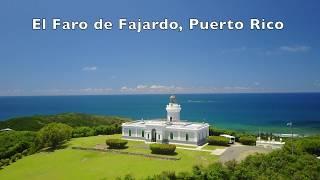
[122,95,210,146]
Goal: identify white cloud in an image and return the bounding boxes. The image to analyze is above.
[79,88,112,93]
[82,66,97,71]
[314,80,320,87]
[279,45,310,53]
[0,89,24,96]
[120,84,186,93]
[119,84,264,94]
[254,82,260,86]
[31,88,112,95]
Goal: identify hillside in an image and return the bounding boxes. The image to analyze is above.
[0,113,130,131]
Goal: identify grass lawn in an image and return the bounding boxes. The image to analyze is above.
[0,134,217,180]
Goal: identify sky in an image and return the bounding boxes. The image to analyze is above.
[0,0,320,96]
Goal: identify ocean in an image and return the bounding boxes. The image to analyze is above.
[1,93,320,135]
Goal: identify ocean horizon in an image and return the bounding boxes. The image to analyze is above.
[1,93,320,135]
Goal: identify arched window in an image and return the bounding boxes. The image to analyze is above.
[186,133,189,141]
[142,130,145,137]
[170,132,173,140]
[129,129,131,136]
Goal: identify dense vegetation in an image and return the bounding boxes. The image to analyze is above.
[207,136,229,146]
[139,150,320,180]
[72,125,121,138]
[0,113,129,131]
[149,144,176,155]
[209,127,252,142]
[0,113,129,169]
[118,136,320,179]
[106,139,128,149]
[0,131,37,168]
[284,135,320,156]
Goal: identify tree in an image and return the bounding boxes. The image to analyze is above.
[37,123,72,149]
[205,163,229,180]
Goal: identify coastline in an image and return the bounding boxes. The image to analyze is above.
[1,93,320,135]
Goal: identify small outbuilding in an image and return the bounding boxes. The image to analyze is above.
[220,134,235,144]
[0,128,13,132]
[256,137,285,149]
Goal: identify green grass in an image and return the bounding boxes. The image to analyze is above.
[0,134,217,180]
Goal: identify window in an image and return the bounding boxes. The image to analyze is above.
[129,129,131,136]
[170,117,173,122]
[158,134,160,140]
[147,134,150,139]
[186,133,189,141]
[142,130,144,137]
[170,132,173,140]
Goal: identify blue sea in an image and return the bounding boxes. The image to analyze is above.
[1,93,320,135]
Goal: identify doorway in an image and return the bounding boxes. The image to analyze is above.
[151,129,157,142]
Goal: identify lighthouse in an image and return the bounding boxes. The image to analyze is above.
[122,95,210,146]
[166,95,181,122]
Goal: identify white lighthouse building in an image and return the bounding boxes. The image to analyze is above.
[122,95,209,146]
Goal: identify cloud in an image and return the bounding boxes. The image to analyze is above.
[120,84,186,93]
[79,88,112,93]
[0,89,24,96]
[254,82,260,86]
[31,88,112,95]
[82,66,97,71]
[314,80,320,87]
[119,84,264,94]
[279,45,310,53]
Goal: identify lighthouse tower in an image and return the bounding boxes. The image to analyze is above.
[166,95,181,122]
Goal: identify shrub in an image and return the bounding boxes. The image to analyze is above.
[1,159,10,166]
[239,136,256,146]
[0,141,30,160]
[106,139,128,149]
[22,149,28,156]
[10,155,16,162]
[16,153,22,159]
[207,136,229,146]
[149,144,176,155]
